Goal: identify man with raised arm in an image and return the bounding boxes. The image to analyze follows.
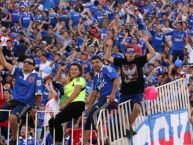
[104,34,156,138]
[0,43,42,145]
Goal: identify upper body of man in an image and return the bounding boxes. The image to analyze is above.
[104,34,156,95]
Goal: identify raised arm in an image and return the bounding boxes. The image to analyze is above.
[142,34,156,61]
[55,66,68,84]
[104,38,114,63]
[0,43,13,72]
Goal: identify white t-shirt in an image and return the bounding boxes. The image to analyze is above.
[185,44,193,64]
[44,98,59,127]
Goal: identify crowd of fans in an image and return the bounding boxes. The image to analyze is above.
[0,0,193,144]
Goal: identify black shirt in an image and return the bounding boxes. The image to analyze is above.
[2,47,17,64]
[15,44,28,62]
[114,55,147,95]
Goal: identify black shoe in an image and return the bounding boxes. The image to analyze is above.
[9,138,16,145]
[124,129,137,139]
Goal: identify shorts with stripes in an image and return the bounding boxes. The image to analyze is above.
[84,99,118,130]
[0,99,31,122]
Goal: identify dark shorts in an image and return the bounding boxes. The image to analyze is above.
[85,99,118,130]
[120,92,144,105]
[0,99,31,122]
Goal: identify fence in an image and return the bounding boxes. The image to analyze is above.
[0,78,191,145]
[96,78,191,145]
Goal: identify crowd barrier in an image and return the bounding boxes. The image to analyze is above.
[96,78,191,145]
[0,78,191,145]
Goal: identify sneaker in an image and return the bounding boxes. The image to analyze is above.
[9,138,16,145]
[124,129,137,139]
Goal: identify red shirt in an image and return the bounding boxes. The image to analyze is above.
[0,99,8,127]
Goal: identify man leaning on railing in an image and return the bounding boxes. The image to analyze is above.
[0,42,43,145]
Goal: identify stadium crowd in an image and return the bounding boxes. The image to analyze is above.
[0,0,193,144]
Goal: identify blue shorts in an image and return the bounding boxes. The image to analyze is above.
[0,99,31,122]
[120,92,144,105]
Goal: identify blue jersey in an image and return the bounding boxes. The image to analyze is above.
[40,86,49,106]
[9,9,21,23]
[101,28,108,40]
[166,30,187,51]
[80,60,92,74]
[21,12,34,28]
[33,57,41,67]
[151,30,165,53]
[188,14,193,30]
[93,65,119,101]
[71,11,81,27]
[86,80,93,95]
[94,10,104,24]
[37,112,44,128]
[138,39,147,53]
[34,14,43,22]
[12,67,43,106]
[49,13,57,27]
[97,51,104,59]
[76,37,84,47]
[18,136,38,145]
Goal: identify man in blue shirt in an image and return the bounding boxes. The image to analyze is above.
[165,21,187,62]
[20,6,34,29]
[150,24,166,53]
[84,55,120,144]
[0,44,42,145]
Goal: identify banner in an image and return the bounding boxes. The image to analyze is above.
[132,110,191,145]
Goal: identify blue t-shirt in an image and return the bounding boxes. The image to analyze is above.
[18,136,38,145]
[97,51,104,59]
[188,14,193,30]
[151,30,165,53]
[9,9,21,24]
[93,65,119,102]
[86,80,93,95]
[49,13,57,27]
[79,60,92,74]
[40,86,49,106]
[138,39,147,54]
[165,30,186,51]
[12,67,43,106]
[34,14,43,22]
[20,12,34,28]
[101,28,108,41]
[71,11,81,27]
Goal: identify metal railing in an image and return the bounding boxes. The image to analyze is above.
[0,79,191,145]
[96,78,191,145]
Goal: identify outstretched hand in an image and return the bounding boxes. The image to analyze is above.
[142,34,150,42]
[106,38,113,47]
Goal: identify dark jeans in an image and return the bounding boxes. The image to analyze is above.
[49,101,85,142]
[172,50,184,63]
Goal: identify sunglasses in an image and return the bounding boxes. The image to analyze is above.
[24,61,34,65]
[126,50,135,54]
